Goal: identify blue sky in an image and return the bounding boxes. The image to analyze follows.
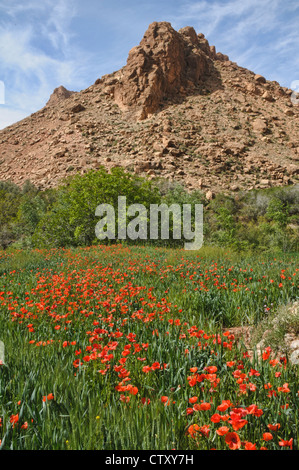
[0,0,298,129]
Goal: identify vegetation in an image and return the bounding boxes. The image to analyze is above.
[0,170,298,450]
[0,246,298,450]
[0,169,298,253]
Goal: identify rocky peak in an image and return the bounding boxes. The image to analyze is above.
[46,85,76,107]
[108,22,221,119]
[0,22,297,193]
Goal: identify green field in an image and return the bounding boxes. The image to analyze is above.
[0,245,298,450]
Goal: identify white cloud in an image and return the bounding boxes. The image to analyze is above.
[0,0,88,129]
[169,0,299,87]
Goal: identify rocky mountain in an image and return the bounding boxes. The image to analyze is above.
[0,21,298,196]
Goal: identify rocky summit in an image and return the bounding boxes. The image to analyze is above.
[0,21,298,194]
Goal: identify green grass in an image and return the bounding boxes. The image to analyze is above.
[0,245,298,450]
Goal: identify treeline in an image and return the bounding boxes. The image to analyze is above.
[0,167,298,252]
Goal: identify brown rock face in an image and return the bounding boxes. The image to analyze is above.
[111,22,213,119]
[46,85,76,106]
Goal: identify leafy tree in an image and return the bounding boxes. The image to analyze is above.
[33,167,161,247]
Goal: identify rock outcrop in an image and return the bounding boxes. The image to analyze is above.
[105,22,220,119]
[46,86,76,107]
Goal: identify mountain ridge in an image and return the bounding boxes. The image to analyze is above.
[0,21,298,196]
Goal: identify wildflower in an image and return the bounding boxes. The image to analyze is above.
[187,424,200,438]
[217,400,232,412]
[210,413,221,423]
[269,359,279,367]
[151,362,161,370]
[42,393,54,402]
[226,361,235,368]
[225,432,241,450]
[10,414,19,428]
[141,398,150,405]
[204,365,217,373]
[216,426,229,436]
[199,425,210,437]
[279,438,293,449]
[277,383,290,393]
[229,418,248,431]
[119,395,130,403]
[199,402,211,411]
[161,396,169,405]
[249,368,260,377]
[262,347,272,361]
[267,423,280,432]
[248,383,257,392]
[247,404,263,417]
[244,442,257,450]
[189,396,198,404]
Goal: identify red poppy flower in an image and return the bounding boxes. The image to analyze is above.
[225,432,241,450]
[216,426,229,436]
[262,433,273,441]
[244,441,257,450]
[42,393,54,402]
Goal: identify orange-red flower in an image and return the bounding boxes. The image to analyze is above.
[120,394,130,403]
[42,393,54,402]
[216,426,229,436]
[189,396,198,404]
[225,432,241,450]
[10,413,19,428]
[210,413,221,423]
[267,423,281,432]
[199,425,210,437]
[244,441,257,450]
[141,397,150,405]
[161,396,169,405]
[278,383,290,393]
[217,400,232,412]
[199,402,211,411]
[279,438,293,449]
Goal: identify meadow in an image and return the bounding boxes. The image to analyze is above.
[0,245,298,450]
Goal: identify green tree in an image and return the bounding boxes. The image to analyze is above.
[33,167,161,247]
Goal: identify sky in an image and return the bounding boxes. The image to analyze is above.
[0,0,298,129]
